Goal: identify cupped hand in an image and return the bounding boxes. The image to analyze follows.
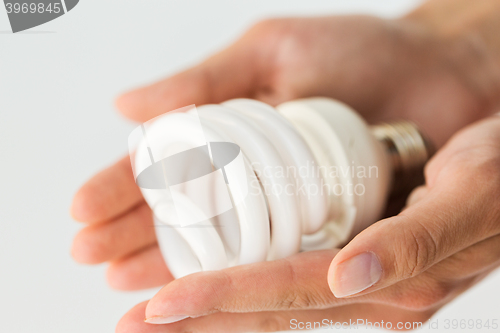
[69,14,500,329]
[71,15,498,290]
[114,115,500,332]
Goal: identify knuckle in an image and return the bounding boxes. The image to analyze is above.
[258,313,290,332]
[450,151,500,230]
[423,155,440,184]
[447,144,500,182]
[406,186,428,207]
[477,162,500,233]
[425,140,500,189]
[279,291,314,310]
[396,219,438,279]
[404,279,453,311]
[276,258,333,310]
[248,17,304,54]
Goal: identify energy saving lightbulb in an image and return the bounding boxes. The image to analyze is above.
[129,98,431,278]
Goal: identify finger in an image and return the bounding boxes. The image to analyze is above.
[144,250,341,323]
[328,118,500,298]
[328,191,492,299]
[71,156,143,224]
[107,245,173,291]
[119,301,428,333]
[329,168,499,298]
[405,185,428,207]
[135,244,473,318]
[71,203,156,264]
[429,233,500,281]
[115,25,274,122]
[368,236,500,310]
[148,305,426,333]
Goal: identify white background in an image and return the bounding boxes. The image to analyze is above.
[1,1,499,332]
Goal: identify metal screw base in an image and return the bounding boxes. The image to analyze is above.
[371,121,434,194]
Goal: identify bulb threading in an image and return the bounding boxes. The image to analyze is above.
[371,121,434,194]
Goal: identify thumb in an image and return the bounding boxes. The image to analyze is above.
[327,175,496,298]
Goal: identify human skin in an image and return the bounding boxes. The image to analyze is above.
[70,0,500,331]
[112,115,500,332]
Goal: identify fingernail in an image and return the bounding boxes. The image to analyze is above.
[144,315,189,324]
[331,252,382,298]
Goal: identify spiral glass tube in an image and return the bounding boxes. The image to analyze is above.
[130,98,431,278]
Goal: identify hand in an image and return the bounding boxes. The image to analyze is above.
[69,11,500,331]
[114,15,498,148]
[71,13,498,285]
[113,115,500,332]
